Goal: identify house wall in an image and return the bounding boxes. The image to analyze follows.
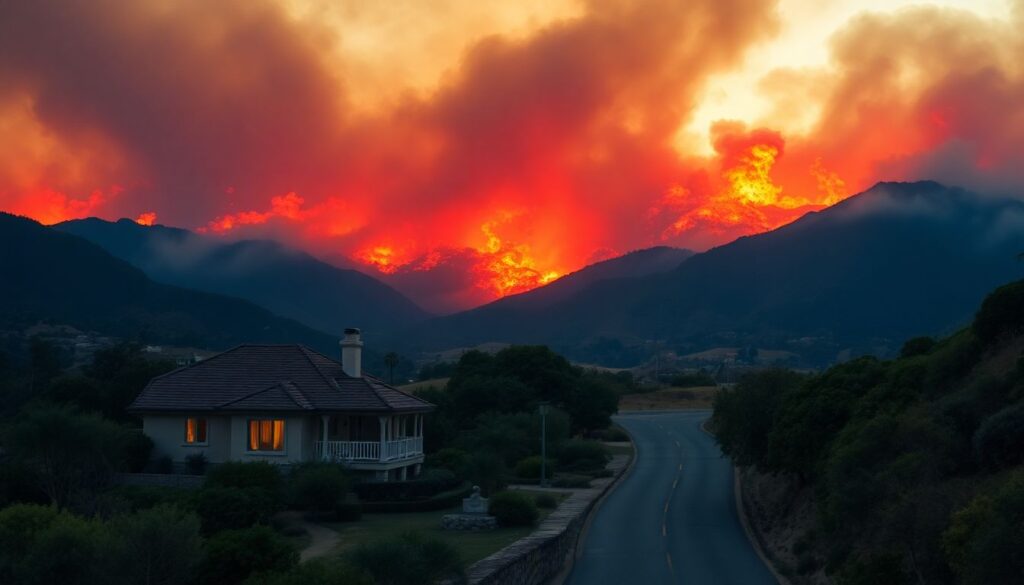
[143,415,232,464]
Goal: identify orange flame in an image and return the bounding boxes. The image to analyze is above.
[135,212,157,226]
[199,192,305,233]
[475,218,559,297]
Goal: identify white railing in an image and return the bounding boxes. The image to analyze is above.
[316,438,423,462]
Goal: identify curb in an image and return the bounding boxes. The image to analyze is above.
[700,419,790,585]
[552,424,638,585]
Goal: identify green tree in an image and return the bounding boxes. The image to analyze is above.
[711,369,803,468]
[3,403,129,508]
[944,471,1024,585]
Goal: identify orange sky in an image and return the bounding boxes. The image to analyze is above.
[1,0,1023,313]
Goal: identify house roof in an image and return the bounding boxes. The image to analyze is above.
[128,345,433,414]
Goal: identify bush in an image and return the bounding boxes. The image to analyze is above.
[589,427,630,442]
[348,532,463,585]
[207,461,283,495]
[198,526,299,585]
[195,486,274,534]
[514,456,556,479]
[185,452,208,475]
[557,440,610,472]
[973,403,1024,470]
[354,469,458,502]
[488,491,538,527]
[551,474,592,488]
[900,336,936,358]
[0,504,59,580]
[289,463,351,513]
[18,512,112,585]
[109,505,202,585]
[156,456,174,474]
[96,485,193,514]
[534,493,558,509]
[359,483,472,514]
[425,448,470,476]
[123,431,154,472]
[245,558,372,585]
[943,471,1024,585]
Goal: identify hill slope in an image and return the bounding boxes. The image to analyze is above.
[55,218,428,339]
[408,181,1024,365]
[0,213,339,354]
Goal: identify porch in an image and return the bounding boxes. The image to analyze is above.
[314,413,425,464]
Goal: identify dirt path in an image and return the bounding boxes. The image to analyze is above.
[278,511,341,562]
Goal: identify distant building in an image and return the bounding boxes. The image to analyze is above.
[129,329,432,481]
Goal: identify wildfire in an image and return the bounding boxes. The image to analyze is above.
[135,212,157,226]
[475,219,559,297]
[355,246,403,274]
[199,192,305,233]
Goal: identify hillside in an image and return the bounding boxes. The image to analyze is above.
[713,279,1024,584]
[55,218,429,340]
[0,213,339,354]
[405,182,1024,365]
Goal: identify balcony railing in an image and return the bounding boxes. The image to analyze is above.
[316,437,423,463]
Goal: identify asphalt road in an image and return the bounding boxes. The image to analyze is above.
[565,410,778,585]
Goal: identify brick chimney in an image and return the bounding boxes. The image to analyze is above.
[340,328,363,377]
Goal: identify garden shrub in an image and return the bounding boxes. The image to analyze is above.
[198,526,298,585]
[348,531,463,585]
[514,455,556,479]
[123,431,154,473]
[943,471,1024,585]
[0,504,59,580]
[557,440,610,472]
[424,448,470,477]
[488,491,538,527]
[156,456,174,474]
[96,485,193,515]
[185,452,208,475]
[207,461,283,496]
[534,493,558,509]
[244,558,373,585]
[354,469,458,502]
[195,486,273,534]
[18,512,112,585]
[288,463,350,513]
[109,505,202,585]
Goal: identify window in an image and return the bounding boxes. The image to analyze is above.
[248,419,285,451]
[185,418,207,444]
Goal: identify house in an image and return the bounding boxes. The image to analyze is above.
[129,328,433,481]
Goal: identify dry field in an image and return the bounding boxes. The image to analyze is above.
[618,385,719,411]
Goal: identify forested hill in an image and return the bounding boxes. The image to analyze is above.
[0,213,338,354]
[712,279,1024,584]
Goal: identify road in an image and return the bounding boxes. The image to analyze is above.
[565,410,777,585]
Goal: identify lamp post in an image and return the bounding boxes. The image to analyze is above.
[539,402,549,488]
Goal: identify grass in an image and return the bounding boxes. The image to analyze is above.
[618,385,719,411]
[605,443,633,456]
[323,500,560,566]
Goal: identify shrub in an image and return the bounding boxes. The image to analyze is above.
[288,463,350,513]
[534,493,558,509]
[198,526,299,585]
[96,485,193,514]
[244,558,373,585]
[973,403,1024,470]
[359,483,471,514]
[557,440,610,472]
[425,448,470,476]
[123,431,154,472]
[943,471,1024,585]
[551,474,591,488]
[514,456,556,479]
[109,505,202,585]
[208,461,283,494]
[195,486,273,534]
[354,469,458,502]
[348,532,463,585]
[18,512,112,585]
[488,491,538,527]
[0,504,59,580]
[899,336,936,358]
[185,452,208,475]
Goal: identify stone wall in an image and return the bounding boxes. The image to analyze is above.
[456,454,631,585]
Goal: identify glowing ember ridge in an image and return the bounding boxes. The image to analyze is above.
[198,192,306,234]
[356,246,401,274]
[135,212,157,226]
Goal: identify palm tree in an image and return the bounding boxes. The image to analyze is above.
[384,352,400,385]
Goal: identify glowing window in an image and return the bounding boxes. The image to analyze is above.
[185,418,207,444]
[248,419,285,451]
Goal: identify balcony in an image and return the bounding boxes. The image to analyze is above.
[316,437,423,463]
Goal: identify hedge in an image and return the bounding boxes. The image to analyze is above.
[359,483,472,514]
[353,469,459,502]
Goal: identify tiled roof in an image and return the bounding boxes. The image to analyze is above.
[129,345,433,414]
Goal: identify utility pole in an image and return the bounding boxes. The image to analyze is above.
[539,402,549,487]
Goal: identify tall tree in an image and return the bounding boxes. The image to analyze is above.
[383,352,400,385]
